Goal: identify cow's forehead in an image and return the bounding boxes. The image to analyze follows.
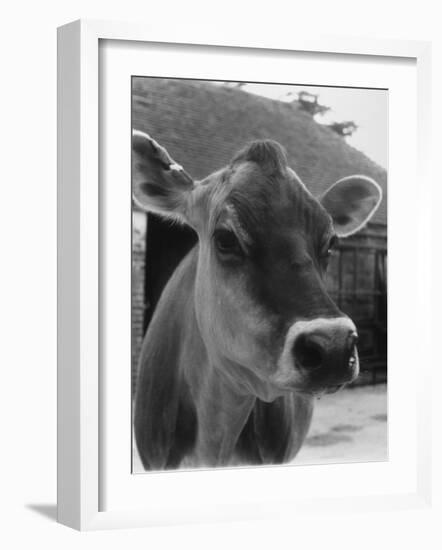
[206,161,332,243]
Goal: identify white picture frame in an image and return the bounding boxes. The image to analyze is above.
[57,19,432,531]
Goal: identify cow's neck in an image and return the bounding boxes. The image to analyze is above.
[168,248,253,466]
[175,249,274,466]
[191,361,255,467]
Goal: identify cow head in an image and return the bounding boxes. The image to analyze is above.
[133,131,382,400]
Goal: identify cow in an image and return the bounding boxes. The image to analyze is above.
[132,130,382,470]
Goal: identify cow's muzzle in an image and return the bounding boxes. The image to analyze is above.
[277,317,360,392]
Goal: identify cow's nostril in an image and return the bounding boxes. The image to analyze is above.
[293,334,324,370]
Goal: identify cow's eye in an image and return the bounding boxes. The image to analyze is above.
[213,228,243,257]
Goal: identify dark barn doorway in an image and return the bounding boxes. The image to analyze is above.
[142,214,198,334]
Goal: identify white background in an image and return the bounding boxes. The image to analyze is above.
[0,1,441,548]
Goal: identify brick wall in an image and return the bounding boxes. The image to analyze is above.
[131,210,147,395]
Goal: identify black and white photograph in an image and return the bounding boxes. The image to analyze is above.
[131,77,388,473]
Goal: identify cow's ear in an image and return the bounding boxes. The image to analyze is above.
[132,130,195,223]
[320,175,382,237]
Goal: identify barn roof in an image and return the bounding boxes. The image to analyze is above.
[132,77,387,226]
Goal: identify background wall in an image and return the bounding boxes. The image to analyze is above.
[0,1,441,548]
